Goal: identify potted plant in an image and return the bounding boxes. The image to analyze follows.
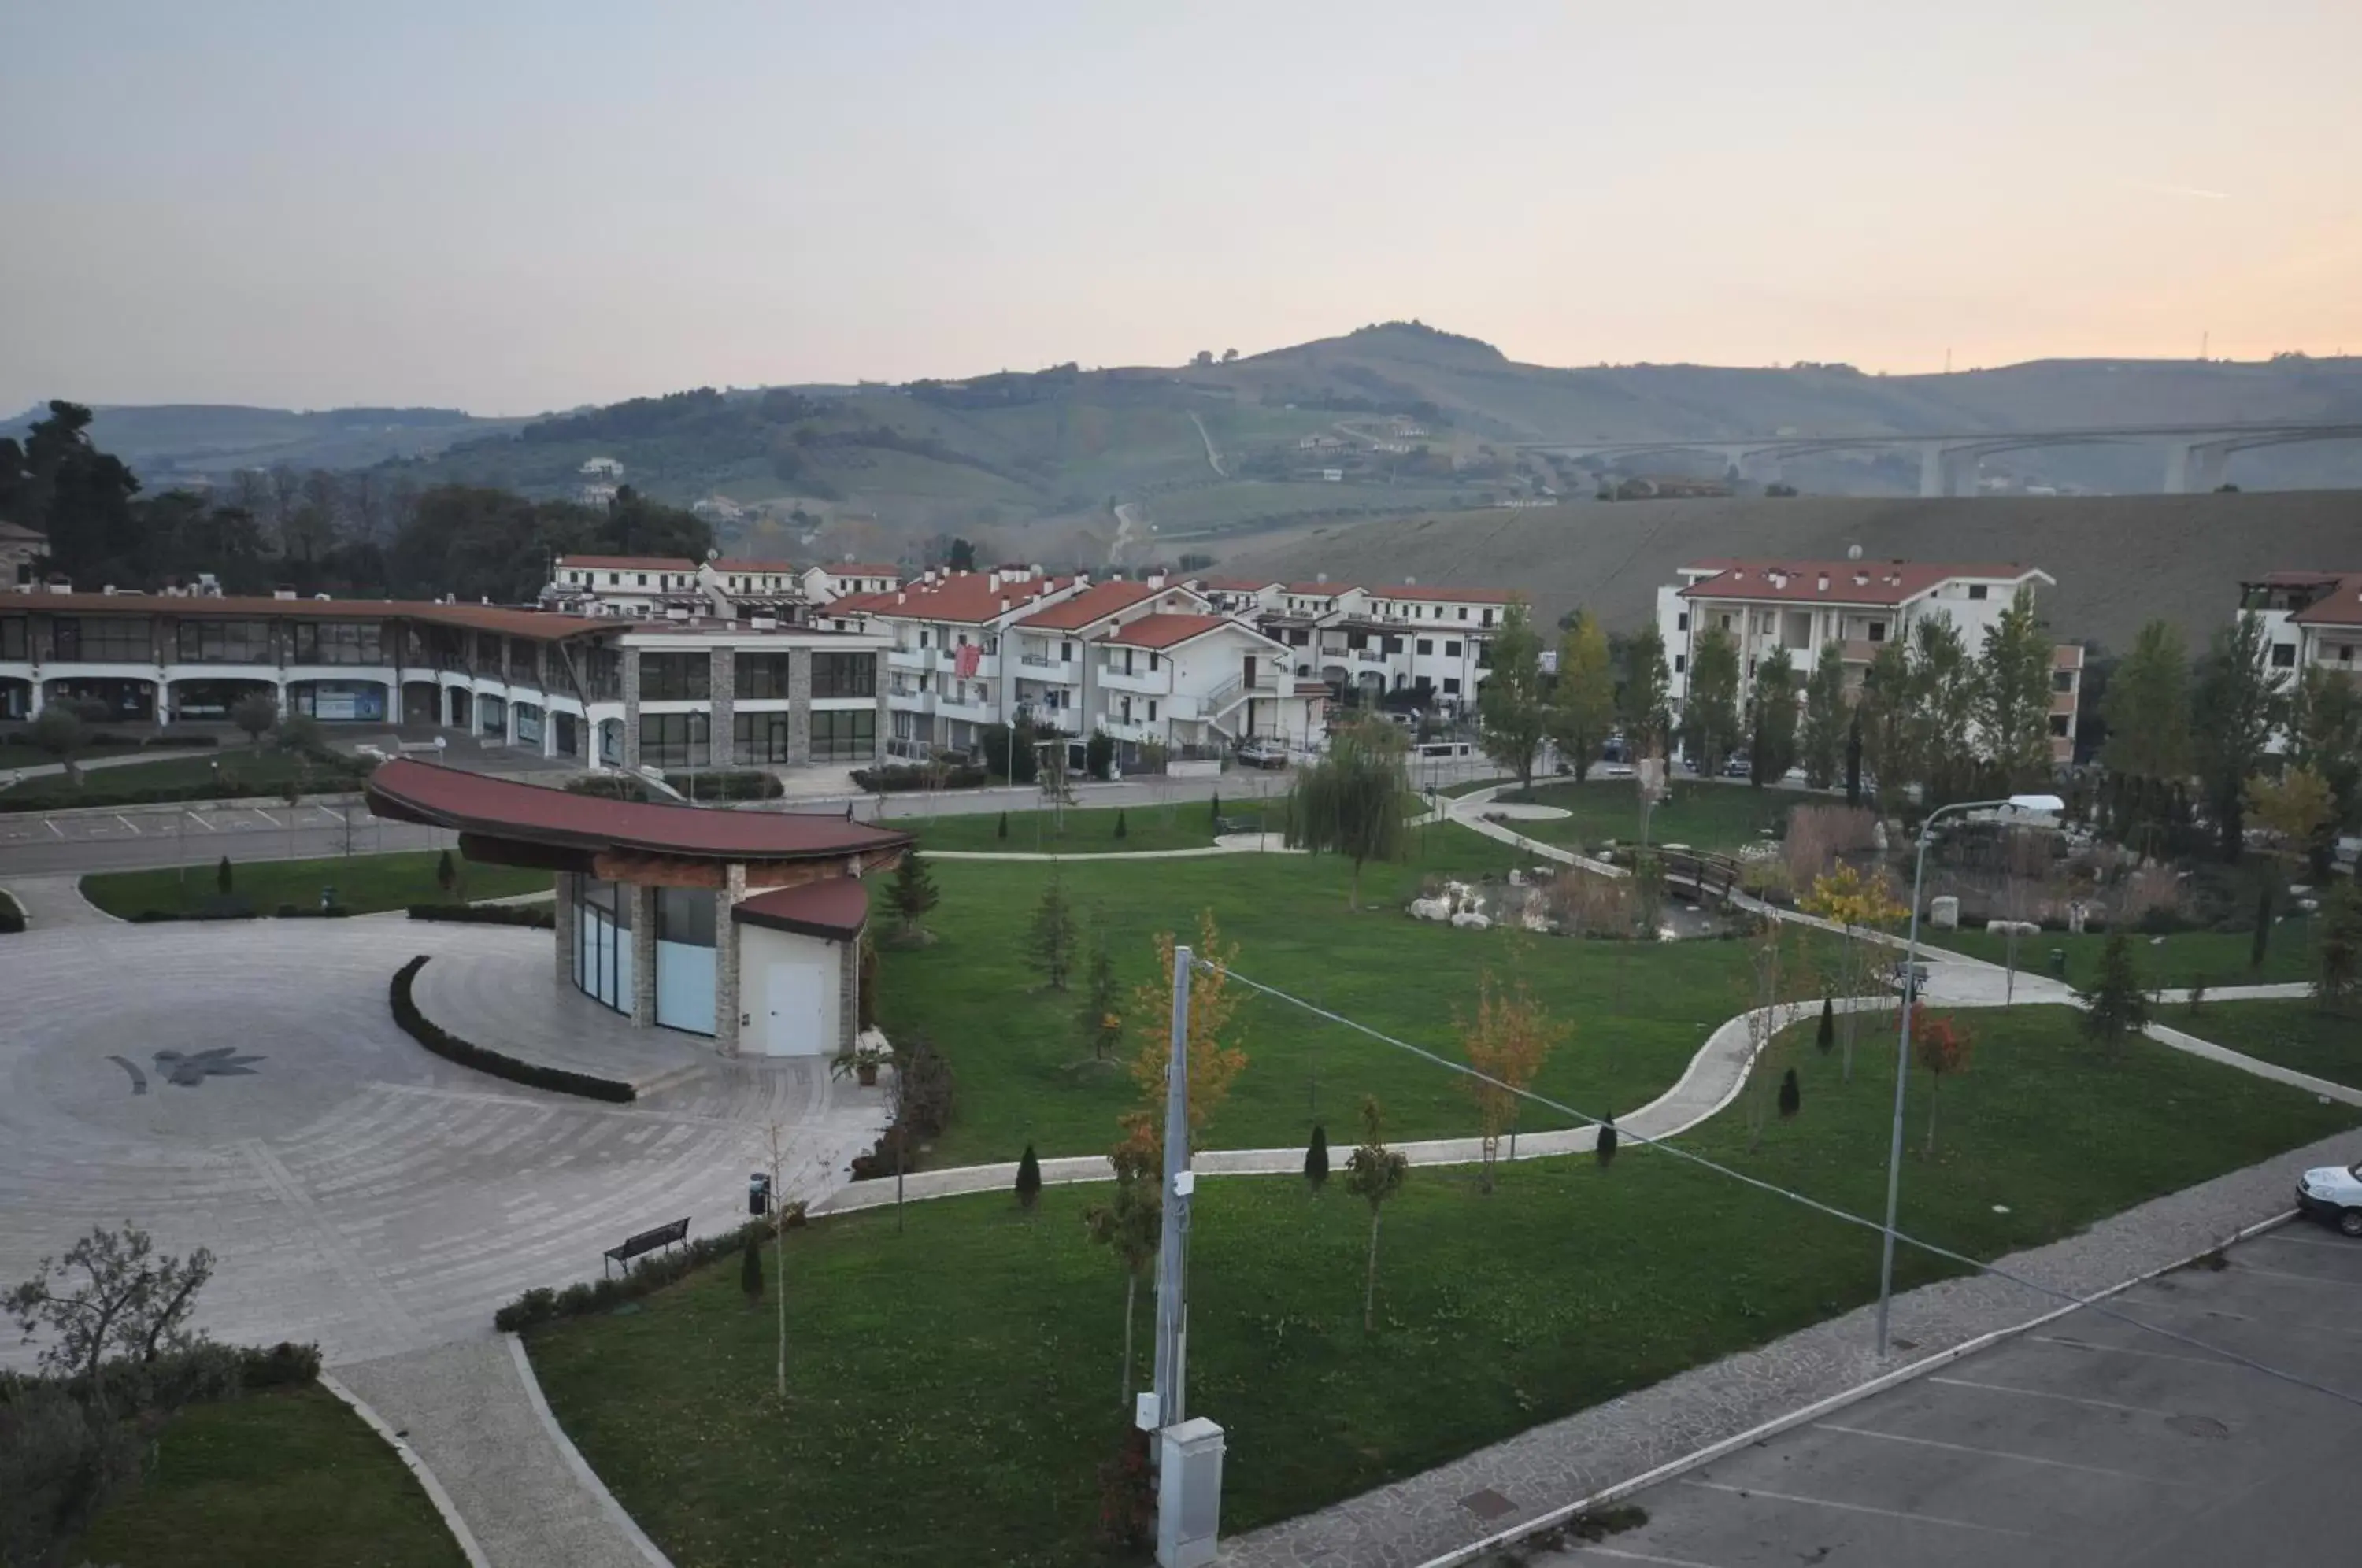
[831,1042,890,1088]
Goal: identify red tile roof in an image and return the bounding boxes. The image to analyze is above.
[733,878,872,939]
[555,555,697,571]
[1013,580,1160,631]
[830,571,1071,624]
[2290,573,2362,627]
[365,759,911,862]
[1099,612,1242,650]
[0,592,606,640]
[1677,560,2042,607]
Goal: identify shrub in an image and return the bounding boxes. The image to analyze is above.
[1085,732,1115,781]
[566,775,650,801]
[1016,1143,1042,1211]
[852,763,990,793]
[406,902,556,929]
[1816,995,1834,1053]
[0,889,22,935]
[997,811,1009,839]
[491,1215,798,1332]
[390,956,635,1102]
[664,769,785,801]
[1305,1123,1329,1190]
[1114,811,1128,840]
[740,1236,763,1304]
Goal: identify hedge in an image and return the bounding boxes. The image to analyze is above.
[664,768,785,801]
[566,775,649,801]
[389,955,635,1103]
[0,889,22,934]
[406,901,557,929]
[851,763,990,793]
[492,1211,806,1333]
[129,903,352,923]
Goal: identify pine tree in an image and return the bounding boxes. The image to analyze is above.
[1777,1067,1801,1119]
[1595,1112,1618,1168]
[1114,810,1127,840]
[888,849,940,938]
[1974,584,2055,788]
[1799,641,1849,790]
[1746,648,1800,788]
[1015,1143,1042,1211]
[997,811,1009,839]
[1681,628,1743,775]
[1477,601,1549,792]
[1618,627,1673,761]
[739,1234,763,1304]
[435,849,457,897]
[2194,612,2290,861]
[1209,790,1221,827]
[1028,872,1078,989]
[1304,1122,1330,1190]
[216,855,232,895]
[1816,994,1835,1053]
[2079,930,2149,1060]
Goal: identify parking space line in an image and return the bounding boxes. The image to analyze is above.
[1816,1423,2161,1482]
[186,811,217,830]
[113,814,141,834]
[2256,1230,2357,1254]
[250,809,280,827]
[1678,1480,2029,1537]
[2031,1333,2242,1371]
[1576,1547,1730,1568]
[2233,1263,2362,1289]
[44,819,63,838]
[1928,1374,2179,1418]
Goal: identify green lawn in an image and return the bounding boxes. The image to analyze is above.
[0,735,148,770]
[905,801,1259,855]
[0,747,364,808]
[2176,997,2360,1087]
[875,822,1810,1165]
[1920,920,2318,990]
[74,1384,468,1568]
[526,1004,2355,1568]
[82,849,550,919]
[1494,778,1800,854]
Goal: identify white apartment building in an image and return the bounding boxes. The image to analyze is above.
[546,556,817,621]
[820,568,1320,760]
[1656,558,2080,763]
[802,563,904,604]
[1197,577,1512,713]
[2244,571,2362,681]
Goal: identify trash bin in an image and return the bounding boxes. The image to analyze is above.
[748,1172,772,1216]
[2048,948,2068,979]
[320,884,336,912]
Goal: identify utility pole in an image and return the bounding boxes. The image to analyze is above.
[1150,945,1194,1430]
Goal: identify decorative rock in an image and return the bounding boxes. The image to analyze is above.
[1450,911,1491,931]
[1929,895,1960,930]
[1984,919,2039,937]
[1409,897,1453,923]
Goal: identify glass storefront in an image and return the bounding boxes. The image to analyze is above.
[571,878,717,1037]
[572,878,635,1015]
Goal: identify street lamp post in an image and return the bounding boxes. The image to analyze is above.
[1875,790,2064,1355]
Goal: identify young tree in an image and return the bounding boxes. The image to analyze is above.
[1457,973,1566,1191]
[1618,624,1674,761]
[1549,611,1617,782]
[1975,584,2054,789]
[1912,1006,1973,1154]
[1798,641,1848,790]
[1304,1122,1330,1190]
[1028,871,1079,989]
[1342,1096,1409,1333]
[1746,648,1800,789]
[1081,1122,1161,1408]
[1124,910,1249,1150]
[28,704,87,782]
[1907,615,1977,806]
[2288,666,2362,849]
[888,849,940,939]
[1477,601,1548,792]
[215,855,233,896]
[435,848,457,898]
[4,1224,215,1405]
[230,690,279,748]
[1680,628,1742,775]
[740,1233,764,1304]
[1845,706,1864,806]
[1208,790,1221,827]
[2193,612,2288,861]
[1015,1142,1043,1211]
[1799,864,1905,1081]
[1286,718,1411,908]
[1077,924,1122,1060]
[2079,930,2150,1060]
[2314,878,2362,1017]
[2100,619,2192,784]
[2246,767,2336,867]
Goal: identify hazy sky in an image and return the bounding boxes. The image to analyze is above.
[5,1,2357,414]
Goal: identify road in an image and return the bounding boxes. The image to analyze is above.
[1516,1222,2362,1568]
[0,757,1500,878]
[1188,410,1228,477]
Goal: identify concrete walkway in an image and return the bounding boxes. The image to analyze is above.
[0,745,219,786]
[0,871,123,926]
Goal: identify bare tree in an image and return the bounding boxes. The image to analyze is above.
[6,1224,215,1412]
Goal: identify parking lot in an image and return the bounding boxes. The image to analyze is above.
[0,797,452,874]
[1526,1222,2362,1567]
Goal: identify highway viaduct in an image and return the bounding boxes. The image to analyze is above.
[1522,421,2362,496]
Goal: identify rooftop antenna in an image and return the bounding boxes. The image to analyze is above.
[1943,347,1952,375]
[2200,330,2209,362]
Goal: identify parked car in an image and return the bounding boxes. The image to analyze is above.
[1722,756,1752,778]
[2297,1162,2362,1237]
[1235,741,1290,770]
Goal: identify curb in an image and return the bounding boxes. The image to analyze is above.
[1412,1207,2301,1568]
[504,1333,678,1568]
[317,1371,494,1568]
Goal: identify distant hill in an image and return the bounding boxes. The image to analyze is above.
[1212,489,2362,654]
[3,403,527,483]
[31,327,2362,559]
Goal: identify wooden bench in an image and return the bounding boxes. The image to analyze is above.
[602,1215,690,1278]
[1216,816,1261,837]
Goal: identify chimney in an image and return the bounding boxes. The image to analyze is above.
[1853,571,1868,586]
[1146,571,1166,590]
[1816,574,1829,593]
[987,569,1001,590]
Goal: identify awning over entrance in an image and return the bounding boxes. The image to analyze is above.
[733,878,872,941]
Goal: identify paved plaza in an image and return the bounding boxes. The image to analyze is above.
[0,919,883,1368]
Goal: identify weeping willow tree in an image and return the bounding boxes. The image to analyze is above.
[1286,718,1412,908]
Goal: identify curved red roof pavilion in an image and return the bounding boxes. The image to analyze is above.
[366,759,909,1056]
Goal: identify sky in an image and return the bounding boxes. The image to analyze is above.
[3,0,2359,415]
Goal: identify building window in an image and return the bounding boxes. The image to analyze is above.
[0,618,24,660]
[734,710,792,763]
[1457,607,1468,621]
[1481,608,1495,627]
[1444,640,1462,658]
[657,886,716,948]
[55,617,153,663]
[739,652,794,699]
[1867,622,1886,642]
[1968,584,1989,601]
[289,622,383,665]
[1674,654,1688,674]
[812,651,876,699]
[173,620,272,663]
[1416,638,1433,656]
[639,711,709,767]
[2049,714,2070,737]
[1383,635,1404,654]
[640,653,709,701]
[636,573,649,587]
[812,708,876,762]
[1442,677,1461,696]
[2271,642,2297,668]
[582,646,621,700]
[2053,670,2075,692]
[1149,653,1161,672]
[1346,631,1367,650]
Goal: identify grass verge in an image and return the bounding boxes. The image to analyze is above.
[905,801,1257,854]
[2171,997,2359,1087]
[82,849,548,919]
[0,747,361,809]
[1491,777,1798,854]
[1919,920,2317,989]
[525,1003,2355,1567]
[73,1384,468,1568]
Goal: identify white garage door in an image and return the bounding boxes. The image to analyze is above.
[763,960,828,1057]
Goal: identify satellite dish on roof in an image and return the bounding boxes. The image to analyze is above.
[1846,543,1864,560]
[706,547,720,560]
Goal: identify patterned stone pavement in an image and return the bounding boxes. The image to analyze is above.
[1,872,125,927]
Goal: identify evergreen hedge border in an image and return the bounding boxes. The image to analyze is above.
[389,954,635,1104]
[405,902,556,929]
[492,1211,805,1332]
[0,888,23,934]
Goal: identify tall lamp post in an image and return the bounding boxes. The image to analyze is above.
[1875,790,2064,1355]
